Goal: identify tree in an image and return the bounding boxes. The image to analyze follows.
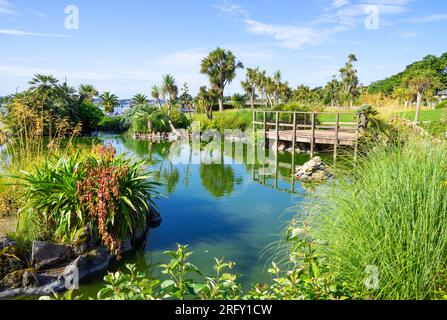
[29,74,58,100]
[197,86,217,120]
[200,48,244,112]
[78,84,98,104]
[401,68,442,123]
[393,86,414,109]
[132,93,149,107]
[151,85,163,108]
[241,67,258,109]
[78,102,104,133]
[340,54,360,108]
[179,82,193,109]
[293,85,313,105]
[231,93,246,109]
[162,74,178,117]
[324,76,341,107]
[100,92,120,114]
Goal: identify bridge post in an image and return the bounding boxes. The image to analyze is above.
[334,113,340,164]
[263,111,267,141]
[275,112,280,153]
[291,112,297,176]
[310,112,316,158]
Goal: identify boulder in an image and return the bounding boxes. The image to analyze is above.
[0,246,25,281]
[0,238,16,251]
[0,246,115,299]
[72,228,97,257]
[147,206,162,229]
[31,241,73,270]
[295,157,331,182]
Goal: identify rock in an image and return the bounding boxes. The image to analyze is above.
[31,241,73,270]
[0,238,16,251]
[0,269,26,289]
[72,228,96,257]
[0,268,39,289]
[147,206,162,229]
[0,246,25,281]
[295,157,331,182]
[278,143,286,152]
[22,270,39,288]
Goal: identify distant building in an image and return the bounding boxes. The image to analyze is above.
[436,89,447,101]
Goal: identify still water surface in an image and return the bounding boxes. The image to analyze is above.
[60,135,314,296]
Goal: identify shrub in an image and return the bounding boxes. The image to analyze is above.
[436,100,447,109]
[78,102,104,134]
[170,108,190,130]
[194,110,253,132]
[97,116,128,133]
[310,135,447,299]
[422,121,447,139]
[13,145,160,256]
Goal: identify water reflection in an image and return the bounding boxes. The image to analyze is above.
[111,134,311,197]
[78,134,312,294]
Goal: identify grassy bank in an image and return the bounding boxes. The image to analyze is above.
[310,135,447,299]
[192,110,253,132]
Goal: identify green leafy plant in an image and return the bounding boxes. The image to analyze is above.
[13,145,160,256]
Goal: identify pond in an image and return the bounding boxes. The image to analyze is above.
[3,134,317,297]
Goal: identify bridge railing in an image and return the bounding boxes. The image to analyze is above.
[252,110,367,162]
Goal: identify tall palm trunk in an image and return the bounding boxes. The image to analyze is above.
[218,96,224,112]
[415,92,423,124]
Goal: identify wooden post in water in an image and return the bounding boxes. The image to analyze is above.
[310,112,316,158]
[334,113,340,164]
[253,110,256,136]
[291,112,297,176]
[275,112,280,153]
[263,111,267,140]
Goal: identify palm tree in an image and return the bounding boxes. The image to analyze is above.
[161,74,178,117]
[132,93,149,107]
[151,85,163,108]
[78,84,99,104]
[99,92,120,114]
[29,74,59,104]
[339,54,359,108]
[231,93,246,109]
[401,68,442,123]
[241,67,258,109]
[200,48,244,112]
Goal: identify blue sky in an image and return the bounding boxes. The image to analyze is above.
[0,0,446,97]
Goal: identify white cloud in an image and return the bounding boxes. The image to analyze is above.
[213,0,248,17]
[405,14,447,23]
[157,48,207,68]
[332,0,350,8]
[0,29,68,37]
[398,31,418,38]
[244,19,347,49]
[0,0,15,15]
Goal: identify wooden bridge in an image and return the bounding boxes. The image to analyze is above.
[252,110,367,162]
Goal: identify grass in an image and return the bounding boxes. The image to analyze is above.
[397,108,446,122]
[193,109,253,132]
[309,135,447,299]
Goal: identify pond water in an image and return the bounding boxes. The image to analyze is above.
[4,134,317,297]
[80,134,316,297]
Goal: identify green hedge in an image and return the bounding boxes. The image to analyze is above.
[97,116,129,133]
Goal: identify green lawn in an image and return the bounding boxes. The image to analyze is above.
[397,109,446,122]
[318,113,357,123]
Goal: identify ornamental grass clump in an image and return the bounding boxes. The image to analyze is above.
[310,135,447,299]
[14,144,159,257]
